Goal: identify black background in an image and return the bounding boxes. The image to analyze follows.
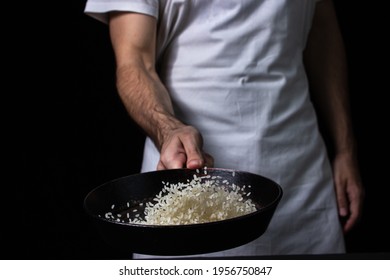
[13,1,389,259]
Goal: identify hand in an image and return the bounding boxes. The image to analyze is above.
[332,152,365,233]
[157,125,214,170]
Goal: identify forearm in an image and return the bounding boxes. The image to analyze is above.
[304,0,356,155]
[108,12,211,169]
[116,62,184,150]
[304,1,364,231]
[108,12,184,150]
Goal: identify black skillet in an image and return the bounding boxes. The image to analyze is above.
[84,168,283,256]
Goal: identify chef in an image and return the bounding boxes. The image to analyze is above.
[84,0,364,257]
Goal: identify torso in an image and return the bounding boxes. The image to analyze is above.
[139,0,345,257]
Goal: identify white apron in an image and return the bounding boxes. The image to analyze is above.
[85,0,345,257]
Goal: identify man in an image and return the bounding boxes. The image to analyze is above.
[85,0,364,257]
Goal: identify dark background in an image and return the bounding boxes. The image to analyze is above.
[13,1,389,259]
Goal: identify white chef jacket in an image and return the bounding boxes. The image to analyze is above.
[85,0,345,257]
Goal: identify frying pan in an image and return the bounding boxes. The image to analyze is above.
[84,168,283,256]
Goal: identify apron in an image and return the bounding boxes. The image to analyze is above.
[85,0,345,257]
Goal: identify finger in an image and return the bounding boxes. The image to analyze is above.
[334,178,349,217]
[343,210,358,233]
[185,146,204,169]
[343,202,359,233]
[170,155,187,169]
[182,135,205,169]
[204,152,214,168]
[343,185,364,233]
[157,160,166,170]
[163,152,187,169]
[187,157,204,169]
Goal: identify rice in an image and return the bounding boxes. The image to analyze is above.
[127,172,257,225]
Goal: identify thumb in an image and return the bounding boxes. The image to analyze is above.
[180,128,205,169]
[186,149,204,169]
